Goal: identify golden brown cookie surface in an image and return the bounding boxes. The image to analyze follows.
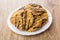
[10,4,48,32]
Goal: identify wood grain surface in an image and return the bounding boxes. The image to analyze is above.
[0,0,60,40]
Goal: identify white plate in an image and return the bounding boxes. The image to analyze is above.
[7,4,52,36]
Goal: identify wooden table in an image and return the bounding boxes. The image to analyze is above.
[0,0,60,40]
